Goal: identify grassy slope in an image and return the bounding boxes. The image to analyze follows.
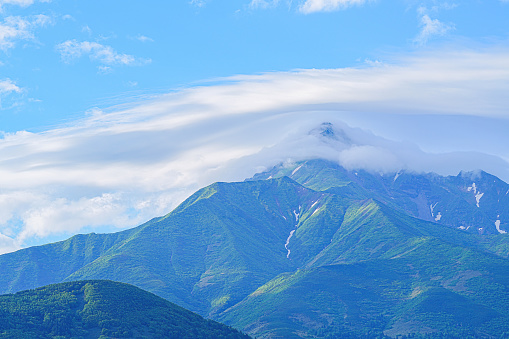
[219,203,509,338]
[0,230,134,294]
[2,161,509,338]
[0,177,340,318]
[262,159,509,235]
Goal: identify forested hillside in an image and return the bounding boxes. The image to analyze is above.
[0,280,249,339]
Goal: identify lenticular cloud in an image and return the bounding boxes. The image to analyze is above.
[0,47,508,254]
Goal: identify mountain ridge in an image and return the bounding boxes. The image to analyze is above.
[1,159,509,337]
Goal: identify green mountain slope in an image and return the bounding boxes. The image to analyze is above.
[220,237,509,338]
[2,160,509,337]
[0,280,249,339]
[256,159,509,235]
[0,177,341,317]
[0,231,134,294]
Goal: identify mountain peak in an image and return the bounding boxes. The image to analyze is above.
[310,122,352,146]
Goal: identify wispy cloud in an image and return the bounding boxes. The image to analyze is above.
[249,0,280,9]
[189,0,207,8]
[134,35,153,43]
[299,0,369,14]
[0,0,50,11]
[81,25,92,35]
[0,15,52,51]
[0,47,508,254]
[0,233,18,254]
[414,6,454,45]
[0,78,21,94]
[56,40,151,67]
[0,78,23,109]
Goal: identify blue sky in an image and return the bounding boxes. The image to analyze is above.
[1,0,506,132]
[0,0,508,253]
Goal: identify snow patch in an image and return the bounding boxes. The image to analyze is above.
[430,202,438,217]
[285,230,296,258]
[393,171,401,182]
[293,206,301,221]
[468,183,477,193]
[292,165,303,176]
[495,220,507,234]
[468,183,484,207]
[435,212,442,221]
[475,192,484,208]
[312,207,321,216]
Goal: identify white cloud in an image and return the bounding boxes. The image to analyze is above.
[190,0,207,7]
[414,6,454,45]
[0,15,52,51]
[56,40,151,66]
[0,78,23,109]
[18,193,137,242]
[0,78,21,94]
[97,65,112,74]
[81,25,92,35]
[249,0,280,9]
[0,233,19,255]
[299,0,368,14]
[0,0,49,11]
[0,47,508,253]
[135,35,154,43]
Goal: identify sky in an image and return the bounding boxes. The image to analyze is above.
[0,0,508,254]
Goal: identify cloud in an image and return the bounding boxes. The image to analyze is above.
[56,40,151,67]
[0,0,50,11]
[134,35,153,43]
[414,6,454,45]
[249,0,280,9]
[189,0,207,7]
[0,0,33,9]
[18,193,137,242]
[0,78,23,109]
[81,25,92,35]
[0,78,21,94]
[0,47,508,254]
[0,15,52,51]
[0,233,19,255]
[299,0,369,14]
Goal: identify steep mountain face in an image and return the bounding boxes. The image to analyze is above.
[0,177,337,316]
[218,200,509,338]
[254,159,509,235]
[0,280,249,338]
[1,159,509,337]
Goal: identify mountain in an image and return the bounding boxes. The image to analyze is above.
[218,199,509,338]
[0,177,320,315]
[0,280,249,338]
[1,159,509,337]
[253,158,509,235]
